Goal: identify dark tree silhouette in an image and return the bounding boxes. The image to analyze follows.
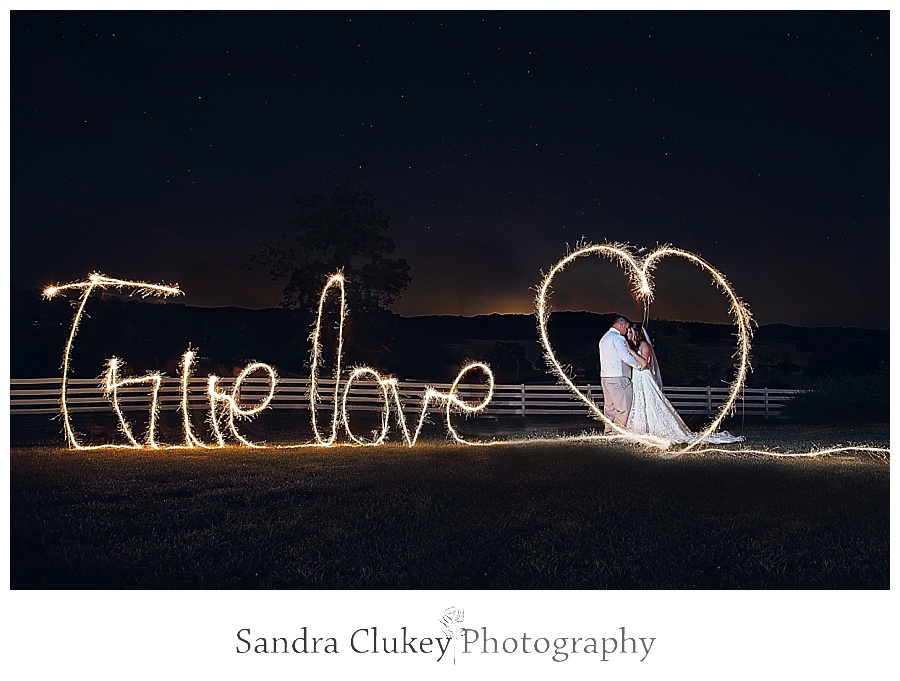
[251,185,411,316]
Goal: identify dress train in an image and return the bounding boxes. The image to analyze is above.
[626,368,743,445]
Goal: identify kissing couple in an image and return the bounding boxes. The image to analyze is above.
[599,314,742,444]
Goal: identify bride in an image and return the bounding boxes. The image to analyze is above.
[624,322,743,444]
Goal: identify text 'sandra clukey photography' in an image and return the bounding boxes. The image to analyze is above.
[235,608,655,664]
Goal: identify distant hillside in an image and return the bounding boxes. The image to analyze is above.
[11,291,888,388]
[393,313,888,388]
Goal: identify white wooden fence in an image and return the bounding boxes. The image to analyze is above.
[10,377,800,419]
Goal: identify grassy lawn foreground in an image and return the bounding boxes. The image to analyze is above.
[10,424,889,589]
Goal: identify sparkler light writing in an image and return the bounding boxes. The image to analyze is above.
[40,247,887,461]
[177,349,207,449]
[103,357,163,449]
[207,362,278,448]
[302,271,494,448]
[44,271,495,450]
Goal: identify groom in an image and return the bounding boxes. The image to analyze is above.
[599,314,644,433]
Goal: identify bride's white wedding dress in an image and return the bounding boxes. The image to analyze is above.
[626,358,743,445]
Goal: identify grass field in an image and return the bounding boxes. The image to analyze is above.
[9,420,889,590]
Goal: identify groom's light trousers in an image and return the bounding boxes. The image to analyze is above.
[601,376,633,432]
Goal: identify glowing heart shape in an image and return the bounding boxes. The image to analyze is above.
[536,243,752,452]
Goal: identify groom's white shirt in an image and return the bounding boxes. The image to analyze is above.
[599,328,642,378]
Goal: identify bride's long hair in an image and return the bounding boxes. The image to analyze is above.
[629,322,664,386]
[626,322,645,352]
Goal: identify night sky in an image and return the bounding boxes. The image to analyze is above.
[10,11,890,329]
